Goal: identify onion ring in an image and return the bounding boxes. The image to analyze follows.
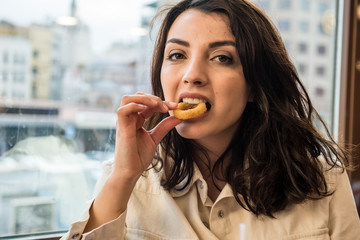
[173,102,207,120]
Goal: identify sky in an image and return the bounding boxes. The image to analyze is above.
[0,0,152,54]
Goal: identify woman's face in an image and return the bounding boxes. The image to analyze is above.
[161,9,251,151]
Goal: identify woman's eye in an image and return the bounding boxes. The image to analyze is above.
[213,55,233,64]
[167,52,185,60]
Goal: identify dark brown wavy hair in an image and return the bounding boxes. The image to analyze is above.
[145,0,349,217]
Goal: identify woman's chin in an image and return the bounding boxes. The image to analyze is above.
[175,123,205,140]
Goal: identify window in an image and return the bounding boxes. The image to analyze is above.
[33,50,39,58]
[3,51,9,63]
[278,20,291,31]
[2,71,7,82]
[316,66,326,76]
[18,54,25,65]
[298,42,308,53]
[300,0,311,11]
[258,0,270,11]
[278,0,292,9]
[299,21,309,33]
[0,0,155,238]
[32,67,38,77]
[317,45,327,55]
[315,87,325,97]
[13,53,18,64]
[12,71,18,82]
[298,63,308,75]
[319,2,329,14]
[0,0,345,239]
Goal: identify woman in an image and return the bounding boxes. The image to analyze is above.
[62,0,360,239]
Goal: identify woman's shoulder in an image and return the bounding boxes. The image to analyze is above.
[320,159,348,191]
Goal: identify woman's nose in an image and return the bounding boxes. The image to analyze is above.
[182,59,208,86]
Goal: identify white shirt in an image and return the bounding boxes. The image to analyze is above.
[61,159,360,240]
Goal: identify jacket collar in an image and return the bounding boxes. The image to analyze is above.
[158,147,234,205]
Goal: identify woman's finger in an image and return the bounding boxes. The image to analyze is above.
[150,116,183,145]
[117,103,147,119]
[140,101,178,120]
[121,94,166,109]
[121,94,169,116]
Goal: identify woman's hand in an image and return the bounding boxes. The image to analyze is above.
[84,93,181,232]
[113,92,182,181]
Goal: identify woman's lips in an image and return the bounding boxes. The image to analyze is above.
[177,93,212,110]
[178,92,209,103]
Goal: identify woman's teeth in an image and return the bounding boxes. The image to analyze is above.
[182,98,206,104]
[181,98,212,110]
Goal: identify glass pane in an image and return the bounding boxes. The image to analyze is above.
[0,0,341,237]
[254,0,338,130]
[0,0,154,236]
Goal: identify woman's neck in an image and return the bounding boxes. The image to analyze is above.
[194,148,231,202]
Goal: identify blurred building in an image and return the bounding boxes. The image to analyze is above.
[62,41,138,110]
[136,1,160,94]
[60,0,161,110]
[0,20,28,37]
[43,0,93,101]
[135,0,182,94]
[253,0,336,126]
[0,35,32,99]
[58,21,93,102]
[0,0,92,102]
[29,24,54,100]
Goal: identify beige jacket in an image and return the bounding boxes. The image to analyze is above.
[61,159,360,240]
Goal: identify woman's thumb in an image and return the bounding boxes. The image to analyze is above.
[150,116,182,145]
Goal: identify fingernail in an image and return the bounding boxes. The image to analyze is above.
[165,101,177,108]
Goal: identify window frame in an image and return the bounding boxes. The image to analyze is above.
[337,0,360,182]
[0,230,64,240]
[1,0,358,239]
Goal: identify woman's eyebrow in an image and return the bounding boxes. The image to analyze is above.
[165,39,236,48]
[209,40,236,48]
[165,38,190,47]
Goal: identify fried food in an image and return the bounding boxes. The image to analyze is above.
[174,102,207,119]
